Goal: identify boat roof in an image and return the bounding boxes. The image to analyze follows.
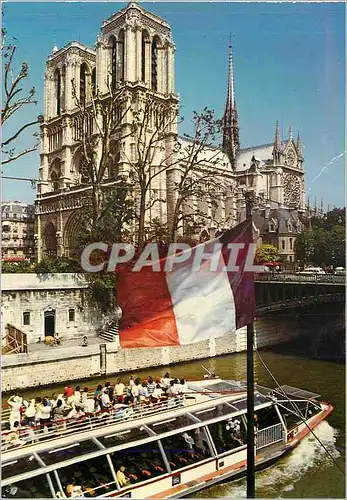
[275,385,321,401]
[2,379,271,486]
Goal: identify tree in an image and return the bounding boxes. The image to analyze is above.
[255,244,280,264]
[169,108,227,241]
[295,208,345,267]
[1,29,41,165]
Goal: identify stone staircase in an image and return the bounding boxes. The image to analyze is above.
[99,320,119,343]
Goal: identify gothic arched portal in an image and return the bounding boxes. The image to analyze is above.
[63,212,83,259]
[43,223,58,259]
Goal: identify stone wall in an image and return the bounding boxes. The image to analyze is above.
[1,273,101,344]
[1,320,302,392]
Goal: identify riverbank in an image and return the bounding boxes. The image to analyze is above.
[2,303,344,392]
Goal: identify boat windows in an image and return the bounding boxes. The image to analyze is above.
[56,455,113,497]
[255,407,281,430]
[99,425,150,448]
[39,440,100,466]
[278,400,311,430]
[208,420,246,454]
[109,441,167,486]
[192,404,233,422]
[160,429,212,470]
[2,455,42,481]
[3,474,51,498]
[148,415,194,434]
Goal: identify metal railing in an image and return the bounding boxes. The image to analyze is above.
[256,422,284,449]
[2,395,186,453]
[255,273,345,284]
[2,324,27,355]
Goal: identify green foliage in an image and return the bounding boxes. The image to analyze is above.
[85,273,116,313]
[295,208,345,267]
[255,244,280,263]
[2,260,35,273]
[75,184,134,255]
[35,257,81,274]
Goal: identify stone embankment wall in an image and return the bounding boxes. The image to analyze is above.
[1,273,102,343]
[2,319,301,392]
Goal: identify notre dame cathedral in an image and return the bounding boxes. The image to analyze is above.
[36,1,305,265]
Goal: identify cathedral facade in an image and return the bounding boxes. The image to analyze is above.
[36,1,305,262]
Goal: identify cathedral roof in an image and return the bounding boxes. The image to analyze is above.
[236,141,289,172]
[178,136,231,171]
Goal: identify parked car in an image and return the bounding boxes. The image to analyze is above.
[334,267,346,276]
[296,267,326,276]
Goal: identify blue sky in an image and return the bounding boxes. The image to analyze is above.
[2,1,345,209]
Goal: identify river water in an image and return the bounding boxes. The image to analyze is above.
[6,304,345,498]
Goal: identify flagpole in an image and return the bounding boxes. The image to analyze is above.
[245,190,255,498]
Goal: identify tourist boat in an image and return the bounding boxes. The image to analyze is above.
[1,378,333,498]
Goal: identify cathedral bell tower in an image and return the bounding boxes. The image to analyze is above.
[96,1,179,224]
[222,42,240,170]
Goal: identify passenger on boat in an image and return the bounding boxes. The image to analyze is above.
[34,397,42,424]
[139,382,149,403]
[100,389,111,409]
[65,483,83,497]
[129,375,135,387]
[73,386,81,404]
[147,376,156,396]
[67,404,85,420]
[81,387,89,406]
[83,396,97,414]
[167,380,179,397]
[131,378,141,403]
[3,421,26,449]
[94,384,103,404]
[151,384,163,403]
[7,395,22,430]
[161,372,171,390]
[4,484,31,498]
[182,432,195,452]
[116,466,130,487]
[115,379,125,403]
[64,386,74,404]
[23,399,36,426]
[52,399,65,422]
[40,397,53,430]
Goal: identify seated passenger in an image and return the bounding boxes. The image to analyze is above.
[65,483,83,497]
[161,372,171,390]
[83,397,97,414]
[151,384,163,403]
[115,379,125,404]
[116,466,130,487]
[66,405,85,420]
[138,382,149,403]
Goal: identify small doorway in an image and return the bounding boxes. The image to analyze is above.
[44,310,56,337]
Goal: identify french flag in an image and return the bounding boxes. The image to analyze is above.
[117,219,256,348]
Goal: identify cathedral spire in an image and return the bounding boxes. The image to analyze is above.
[289,125,293,140]
[272,120,281,165]
[222,40,239,170]
[296,130,303,158]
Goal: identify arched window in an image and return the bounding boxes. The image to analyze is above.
[118,30,125,82]
[110,37,117,88]
[151,37,159,91]
[289,237,293,250]
[61,65,66,111]
[80,63,87,106]
[91,67,96,95]
[141,30,149,82]
[51,171,59,191]
[54,69,61,115]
